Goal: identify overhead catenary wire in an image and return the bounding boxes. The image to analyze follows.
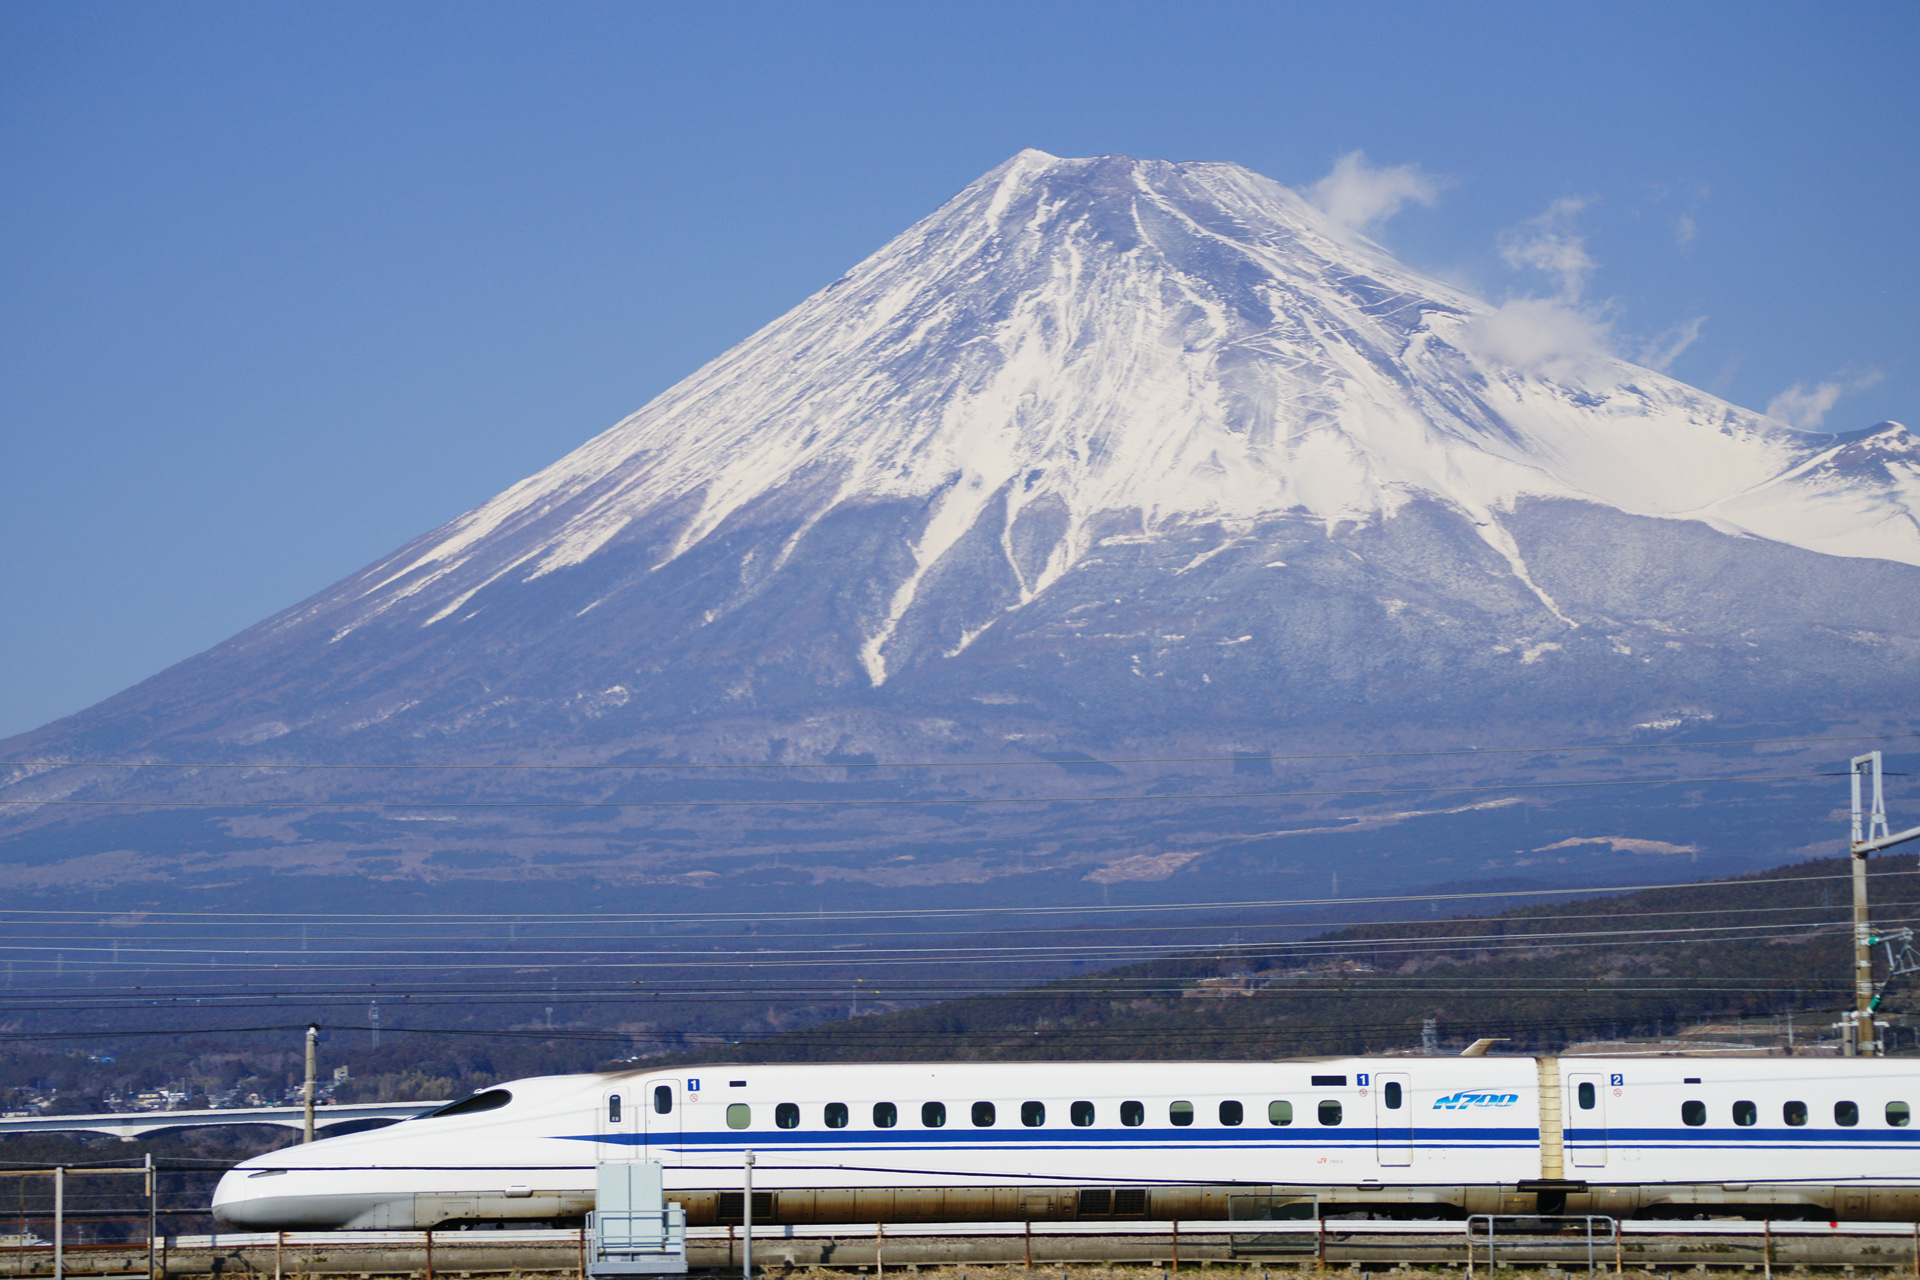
[2,729,1910,774]
[0,894,1894,947]
[0,912,1892,962]
[0,769,1852,810]
[0,866,1898,922]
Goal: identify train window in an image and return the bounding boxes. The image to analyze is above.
[825,1103,848,1129]
[1733,1101,1757,1127]
[1120,1101,1144,1127]
[654,1086,673,1115]
[1220,1101,1243,1126]
[1071,1101,1094,1127]
[726,1104,751,1130]
[1577,1082,1596,1110]
[1889,1102,1912,1128]
[775,1103,800,1129]
[1383,1083,1403,1109]
[423,1089,512,1118]
[972,1101,996,1127]
[1269,1101,1293,1126]
[1318,1101,1342,1126]
[1784,1101,1807,1126]
[1681,1101,1706,1126]
[873,1103,897,1128]
[1022,1102,1046,1127]
[1169,1101,1194,1127]
[922,1101,947,1128]
[1836,1101,1860,1127]
[608,1095,622,1124]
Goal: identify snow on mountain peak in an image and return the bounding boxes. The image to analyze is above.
[343,151,1919,680]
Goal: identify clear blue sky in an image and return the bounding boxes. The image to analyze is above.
[3,1,1915,740]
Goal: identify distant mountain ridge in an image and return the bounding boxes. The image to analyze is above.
[2,151,1916,902]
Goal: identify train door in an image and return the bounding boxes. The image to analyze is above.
[1374,1073,1412,1166]
[644,1079,682,1166]
[597,1087,635,1162]
[1565,1073,1607,1167]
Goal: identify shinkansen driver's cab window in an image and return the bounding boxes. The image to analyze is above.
[423,1090,512,1118]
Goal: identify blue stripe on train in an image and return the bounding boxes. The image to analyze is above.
[554,1126,1538,1149]
[1585,1127,1920,1144]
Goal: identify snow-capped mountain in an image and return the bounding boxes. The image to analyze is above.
[305,150,1916,686]
[2,151,1916,901]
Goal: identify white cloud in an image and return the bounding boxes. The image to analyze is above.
[1464,296,1615,381]
[1306,150,1447,235]
[1498,196,1597,301]
[1673,184,1709,249]
[1636,316,1706,372]
[1765,369,1885,429]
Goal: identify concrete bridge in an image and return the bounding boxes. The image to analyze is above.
[0,1099,445,1140]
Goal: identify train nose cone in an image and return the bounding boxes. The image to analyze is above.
[211,1168,305,1230]
[210,1170,263,1228]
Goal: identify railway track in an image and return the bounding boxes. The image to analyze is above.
[12,1220,1920,1278]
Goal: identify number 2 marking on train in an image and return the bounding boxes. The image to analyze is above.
[1610,1074,1623,1087]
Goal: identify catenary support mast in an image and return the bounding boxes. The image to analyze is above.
[1845,752,1920,1056]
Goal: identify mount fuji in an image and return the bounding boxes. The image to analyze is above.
[4,151,1917,906]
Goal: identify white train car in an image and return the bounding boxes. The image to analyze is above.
[211,1056,1920,1230]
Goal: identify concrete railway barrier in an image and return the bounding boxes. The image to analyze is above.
[11,1222,1920,1278]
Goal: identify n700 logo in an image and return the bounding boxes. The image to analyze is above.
[1431,1091,1520,1110]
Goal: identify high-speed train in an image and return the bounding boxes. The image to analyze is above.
[212,1056,1920,1230]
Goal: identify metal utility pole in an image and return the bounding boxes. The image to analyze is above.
[1845,752,1920,1056]
[742,1149,755,1280]
[302,1024,319,1141]
[146,1152,156,1280]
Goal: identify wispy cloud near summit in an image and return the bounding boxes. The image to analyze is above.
[1306,151,1448,235]
[1767,370,1885,429]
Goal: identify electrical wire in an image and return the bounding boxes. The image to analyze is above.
[0,770,1842,810]
[2,730,1909,774]
[0,867,1893,922]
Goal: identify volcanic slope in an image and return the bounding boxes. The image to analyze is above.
[3,151,1917,900]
